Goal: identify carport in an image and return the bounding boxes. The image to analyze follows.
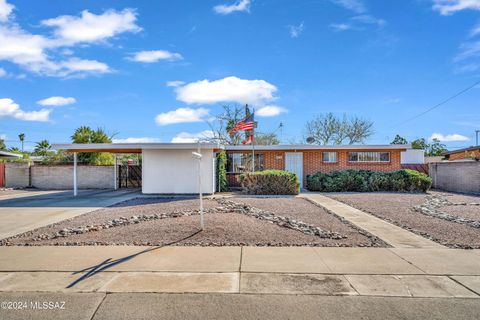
[52,143,222,195]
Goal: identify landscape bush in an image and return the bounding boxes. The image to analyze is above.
[239,170,300,195]
[306,169,431,193]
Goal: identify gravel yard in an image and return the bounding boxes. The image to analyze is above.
[327,191,480,249]
[1,196,385,247]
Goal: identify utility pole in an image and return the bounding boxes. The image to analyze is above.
[476,130,480,146]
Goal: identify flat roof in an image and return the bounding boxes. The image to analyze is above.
[0,150,23,158]
[225,144,411,151]
[442,145,480,156]
[52,142,223,153]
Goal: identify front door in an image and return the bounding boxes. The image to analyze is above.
[285,152,303,187]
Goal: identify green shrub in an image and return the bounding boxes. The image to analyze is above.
[239,170,300,195]
[306,169,431,193]
[216,150,229,192]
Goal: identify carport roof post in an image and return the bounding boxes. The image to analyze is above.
[52,142,224,153]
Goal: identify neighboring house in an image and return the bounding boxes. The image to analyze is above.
[52,143,416,193]
[225,144,411,187]
[0,150,22,159]
[442,146,480,161]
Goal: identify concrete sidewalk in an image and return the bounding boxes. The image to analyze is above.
[1,293,479,320]
[0,189,140,240]
[0,246,479,298]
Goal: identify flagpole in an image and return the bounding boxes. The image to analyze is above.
[252,109,255,172]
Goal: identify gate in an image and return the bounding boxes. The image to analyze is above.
[0,163,4,188]
[118,164,142,188]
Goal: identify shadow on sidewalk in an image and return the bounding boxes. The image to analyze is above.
[66,230,202,289]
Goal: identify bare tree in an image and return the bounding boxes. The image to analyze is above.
[304,113,374,145]
[207,105,245,145]
[207,105,280,145]
[254,132,280,145]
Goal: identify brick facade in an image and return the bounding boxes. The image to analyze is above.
[226,148,403,188]
[447,149,480,161]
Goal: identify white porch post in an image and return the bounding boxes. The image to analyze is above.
[73,152,78,196]
[198,144,204,230]
[113,153,117,190]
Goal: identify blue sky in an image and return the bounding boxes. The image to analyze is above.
[1,0,480,151]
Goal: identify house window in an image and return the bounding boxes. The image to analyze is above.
[322,152,337,163]
[227,153,265,173]
[348,152,390,162]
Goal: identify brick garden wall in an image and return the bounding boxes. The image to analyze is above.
[31,165,115,189]
[5,163,30,188]
[429,161,480,194]
[5,164,115,189]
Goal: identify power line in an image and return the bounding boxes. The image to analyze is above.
[395,79,480,127]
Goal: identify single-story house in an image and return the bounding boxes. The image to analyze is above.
[224,144,415,187]
[442,146,480,161]
[53,143,417,194]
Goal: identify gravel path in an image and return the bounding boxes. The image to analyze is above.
[328,191,480,249]
[1,196,385,247]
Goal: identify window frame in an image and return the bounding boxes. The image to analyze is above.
[322,152,337,163]
[348,151,391,163]
[226,152,265,173]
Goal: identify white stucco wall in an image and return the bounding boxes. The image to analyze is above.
[401,149,425,164]
[142,148,215,194]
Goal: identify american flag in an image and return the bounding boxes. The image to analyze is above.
[231,113,255,133]
[241,133,254,145]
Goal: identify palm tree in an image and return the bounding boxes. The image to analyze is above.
[8,147,21,153]
[71,126,114,165]
[18,133,25,152]
[71,126,93,143]
[33,140,52,156]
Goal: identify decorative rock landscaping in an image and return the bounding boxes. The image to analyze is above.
[1,196,382,247]
[414,194,480,229]
[27,198,344,243]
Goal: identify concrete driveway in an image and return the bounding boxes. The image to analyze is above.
[0,189,141,240]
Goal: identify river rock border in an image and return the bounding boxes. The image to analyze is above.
[24,197,345,243]
[413,194,480,229]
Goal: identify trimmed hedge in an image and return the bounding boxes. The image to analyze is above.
[306,169,431,193]
[239,170,300,195]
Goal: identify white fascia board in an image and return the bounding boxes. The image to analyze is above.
[225,144,411,151]
[52,142,223,151]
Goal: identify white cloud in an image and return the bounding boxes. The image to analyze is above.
[0,98,51,122]
[171,130,215,143]
[0,0,14,22]
[37,96,76,106]
[429,133,470,142]
[166,80,185,87]
[155,107,209,126]
[214,0,251,15]
[288,22,304,38]
[129,50,183,63]
[330,23,354,31]
[0,7,139,77]
[432,0,480,15]
[59,58,110,76]
[175,76,277,105]
[112,137,161,143]
[256,105,287,117]
[351,14,386,27]
[0,67,6,77]
[330,0,366,14]
[0,134,6,140]
[41,9,141,45]
[330,1,385,31]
